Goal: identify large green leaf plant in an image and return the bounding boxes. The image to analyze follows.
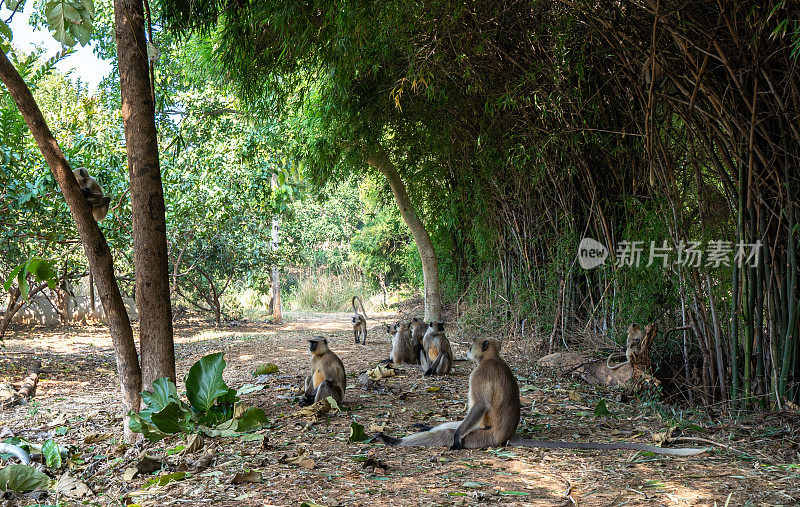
[128,353,266,441]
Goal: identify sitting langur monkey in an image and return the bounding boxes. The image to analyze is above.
[351,296,367,345]
[73,167,111,222]
[420,321,452,376]
[607,323,643,370]
[377,337,520,448]
[377,337,709,456]
[299,336,346,407]
[385,321,418,365]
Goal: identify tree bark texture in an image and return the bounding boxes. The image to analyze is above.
[0,50,142,442]
[366,145,442,321]
[114,0,176,387]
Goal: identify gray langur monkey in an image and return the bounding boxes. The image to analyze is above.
[420,321,452,376]
[299,337,346,407]
[376,337,519,448]
[351,296,367,345]
[385,321,418,365]
[72,167,111,222]
[607,323,643,370]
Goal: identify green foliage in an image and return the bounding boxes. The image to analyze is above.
[40,439,63,469]
[0,464,51,492]
[128,353,266,441]
[2,258,57,299]
[44,0,96,47]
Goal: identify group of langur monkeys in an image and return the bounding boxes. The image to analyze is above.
[298,297,707,455]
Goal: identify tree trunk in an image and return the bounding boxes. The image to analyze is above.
[0,50,142,442]
[366,145,442,321]
[114,0,176,387]
[89,271,96,319]
[270,173,283,324]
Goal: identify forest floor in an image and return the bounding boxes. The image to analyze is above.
[1,309,799,506]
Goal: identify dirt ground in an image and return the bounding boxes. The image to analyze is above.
[1,311,799,506]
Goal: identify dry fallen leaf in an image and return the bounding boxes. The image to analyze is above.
[122,467,138,482]
[180,433,204,455]
[136,455,162,475]
[279,449,315,469]
[367,364,396,381]
[55,473,93,499]
[292,398,331,422]
[231,470,262,484]
[113,443,128,458]
[83,432,113,444]
[568,390,582,402]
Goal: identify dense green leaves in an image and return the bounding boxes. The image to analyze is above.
[44,0,96,47]
[129,353,266,441]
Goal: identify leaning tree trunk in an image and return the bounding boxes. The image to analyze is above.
[114,0,176,388]
[366,145,442,321]
[0,51,142,442]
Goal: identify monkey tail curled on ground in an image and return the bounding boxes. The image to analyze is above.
[299,336,346,407]
[351,296,367,345]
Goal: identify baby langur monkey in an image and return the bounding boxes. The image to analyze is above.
[607,323,643,370]
[376,337,520,448]
[351,296,368,345]
[385,321,418,365]
[73,167,111,222]
[299,336,346,407]
[419,321,452,376]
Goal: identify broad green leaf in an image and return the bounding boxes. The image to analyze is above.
[145,471,186,488]
[594,399,611,417]
[42,439,62,469]
[252,363,278,376]
[151,402,192,435]
[0,20,12,53]
[27,259,57,289]
[0,464,51,492]
[71,21,92,46]
[236,383,265,396]
[128,412,169,442]
[185,353,230,413]
[44,0,93,47]
[348,422,369,443]
[139,378,180,424]
[233,407,267,432]
[79,0,95,17]
[2,263,25,292]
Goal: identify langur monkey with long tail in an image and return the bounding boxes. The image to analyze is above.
[377,337,519,448]
[377,336,709,456]
[351,296,367,345]
[299,337,346,407]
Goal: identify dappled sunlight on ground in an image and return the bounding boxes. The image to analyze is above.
[1,313,798,505]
